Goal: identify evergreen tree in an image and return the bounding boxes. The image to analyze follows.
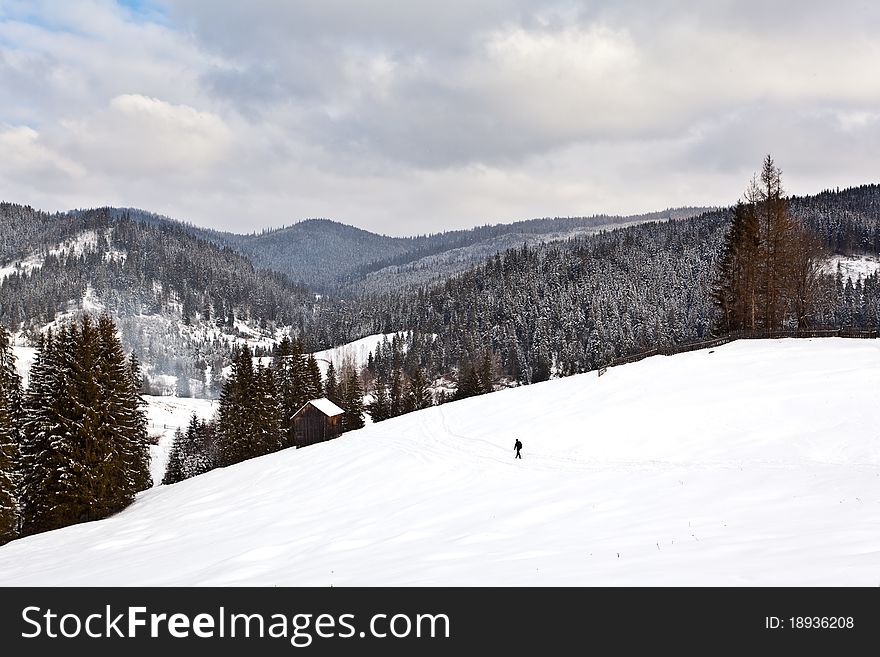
[94,314,152,507]
[162,427,186,486]
[389,368,403,418]
[20,324,85,534]
[367,376,391,422]
[325,361,340,405]
[273,337,297,448]
[216,345,282,467]
[478,350,495,394]
[0,324,22,545]
[289,339,309,411]
[453,363,483,401]
[341,368,365,432]
[305,354,323,400]
[713,201,760,332]
[404,368,433,413]
[216,345,255,467]
[19,315,150,536]
[163,415,215,484]
[254,363,283,454]
[19,330,58,535]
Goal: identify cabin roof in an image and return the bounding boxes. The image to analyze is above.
[293,397,345,418]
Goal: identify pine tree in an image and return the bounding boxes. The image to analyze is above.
[216,345,255,467]
[19,315,150,536]
[163,427,186,485]
[342,368,365,432]
[367,376,391,422]
[94,314,152,510]
[216,345,283,466]
[325,361,340,405]
[713,201,760,332]
[289,339,309,411]
[272,337,312,448]
[404,368,433,413]
[20,324,84,534]
[305,354,323,400]
[273,337,297,448]
[453,363,483,401]
[0,324,22,545]
[389,368,403,418]
[254,363,282,454]
[163,415,215,484]
[478,350,495,394]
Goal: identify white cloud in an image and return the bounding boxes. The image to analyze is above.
[59,94,231,176]
[1,1,880,234]
[0,125,85,180]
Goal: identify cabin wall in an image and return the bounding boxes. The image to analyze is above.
[293,405,342,447]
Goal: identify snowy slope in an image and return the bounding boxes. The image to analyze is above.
[144,395,217,487]
[310,332,402,378]
[823,254,880,280]
[2,338,880,585]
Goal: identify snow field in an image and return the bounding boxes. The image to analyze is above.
[1,338,879,585]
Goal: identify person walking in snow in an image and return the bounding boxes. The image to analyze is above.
[514,438,523,459]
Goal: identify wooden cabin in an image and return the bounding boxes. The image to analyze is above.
[292,398,345,448]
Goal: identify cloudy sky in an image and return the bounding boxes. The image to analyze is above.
[1,1,878,235]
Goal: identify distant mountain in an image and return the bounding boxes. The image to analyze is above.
[194,219,414,293]
[0,204,319,396]
[3,183,878,398]
[190,209,713,293]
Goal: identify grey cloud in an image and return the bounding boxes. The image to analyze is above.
[2,1,880,235]
[168,0,880,170]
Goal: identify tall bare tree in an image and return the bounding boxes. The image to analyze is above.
[714,155,826,331]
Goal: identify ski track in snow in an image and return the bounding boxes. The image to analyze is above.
[2,338,880,585]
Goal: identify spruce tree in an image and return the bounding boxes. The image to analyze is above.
[367,376,391,422]
[19,315,150,536]
[453,363,483,401]
[272,337,297,448]
[0,324,22,545]
[342,369,365,432]
[289,339,308,411]
[163,427,186,485]
[404,368,433,413]
[325,361,340,405]
[216,345,255,467]
[163,415,215,484]
[305,354,323,400]
[389,368,403,418]
[20,324,84,534]
[95,314,151,500]
[254,363,282,454]
[714,156,825,332]
[216,345,283,466]
[478,351,495,394]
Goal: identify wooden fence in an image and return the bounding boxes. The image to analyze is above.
[598,327,878,376]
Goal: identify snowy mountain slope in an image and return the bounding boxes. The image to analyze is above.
[310,332,403,378]
[347,217,688,295]
[0,205,322,395]
[144,395,217,488]
[195,210,711,293]
[1,338,880,585]
[823,254,880,281]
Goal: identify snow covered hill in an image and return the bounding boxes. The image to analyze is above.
[2,338,879,586]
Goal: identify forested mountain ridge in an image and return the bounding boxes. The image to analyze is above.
[187,208,712,292]
[2,182,879,400]
[0,204,320,396]
[791,184,880,254]
[322,182,880,387]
